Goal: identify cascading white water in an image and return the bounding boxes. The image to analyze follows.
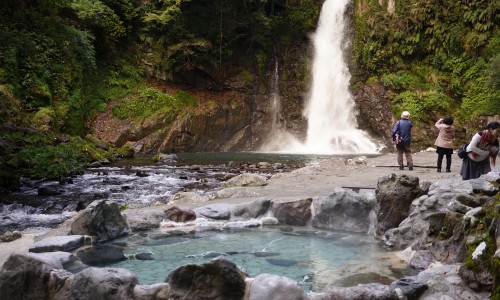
[303,0,376,154]
[261,0,378,154]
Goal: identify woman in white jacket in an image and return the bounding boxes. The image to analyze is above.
[434,116,455,172]
[460,121,500,180]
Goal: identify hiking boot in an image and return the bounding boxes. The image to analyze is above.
[408,166,413,171]
[437,168,441,172]
[446,167,451,172]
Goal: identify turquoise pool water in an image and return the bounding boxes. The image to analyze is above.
[107,227,402,292]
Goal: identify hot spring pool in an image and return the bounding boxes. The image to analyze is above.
[103,227,407,292]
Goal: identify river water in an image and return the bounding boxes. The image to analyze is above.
[0,152,360,234]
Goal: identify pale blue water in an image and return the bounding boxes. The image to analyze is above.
[107,227,397,292]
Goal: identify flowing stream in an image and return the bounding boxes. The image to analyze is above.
[0,152,336,234]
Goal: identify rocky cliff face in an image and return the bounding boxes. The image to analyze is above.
[90,42,312,154]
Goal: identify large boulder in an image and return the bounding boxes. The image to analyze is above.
[381,179,476,264]
[375,174,421,236]
[272,198,312,226]
[52,267,138,300]
[70,201,129,242]
[416,264,490,300]
[165,257,247,300]
[0,252,64,300]
[230,198,272,220]
[312,188,376,233]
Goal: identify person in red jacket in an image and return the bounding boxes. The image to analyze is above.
[434,116,455,172]
[460,121,500,180]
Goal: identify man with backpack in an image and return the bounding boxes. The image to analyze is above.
[391,111,414,170]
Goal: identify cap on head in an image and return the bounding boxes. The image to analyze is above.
[401,111,410,119]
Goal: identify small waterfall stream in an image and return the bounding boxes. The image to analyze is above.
[262,0,378,154]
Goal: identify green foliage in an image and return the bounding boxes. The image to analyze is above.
[1,131,133,179]
[95,59,144,102]
[143,0,183,26]
[354,0,499,124]
[174,90,197,107]
[1,132,93,179]
[111,87,197,119]
[68,0,126,39]
[381,72,412,91]
[392,90,454,122]
[460,59,500,120]
[487,53,500,90]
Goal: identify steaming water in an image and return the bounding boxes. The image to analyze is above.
[105,228,405,292]
[262,0,379,154]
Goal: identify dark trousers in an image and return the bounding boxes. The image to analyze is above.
[437,153,451,170]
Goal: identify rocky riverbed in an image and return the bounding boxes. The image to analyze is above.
[0,150,498,299]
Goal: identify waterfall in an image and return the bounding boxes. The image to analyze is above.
[260,56,304,152]
[261,0,378,154]
[303,0,377,154]
[270,58,283,134]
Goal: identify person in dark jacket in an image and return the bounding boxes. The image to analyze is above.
[460,121,499,180]
[434,116,455,172]
[391,111,414,170]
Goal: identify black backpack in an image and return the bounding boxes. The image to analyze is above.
[457,143,469,159]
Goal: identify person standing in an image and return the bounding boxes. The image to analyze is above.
[434,116,455,172]
[391,111,414,170]
[460,121,500,180]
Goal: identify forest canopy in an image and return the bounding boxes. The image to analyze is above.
[0,0,498,181]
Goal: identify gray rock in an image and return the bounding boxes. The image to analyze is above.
[231,198,271,220]
[375,174,421,236]
[389,276,427,299]
[164,206,196,222]
[77,244,127,266]
[134,283,170,300]
[469,176,499,196]
[71,201,129,242]
[53,267,138,300]
[272,198,312,226]
[123,209,164,232]
[195,203,232,220]
[0,252,63,300]
[0,231,22,242]
[222,173,267,187]
[248,273,308,300]
[312,188,375,233]
[29,235,85,253]
[416,264,490,300]
[165,257,246,300]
